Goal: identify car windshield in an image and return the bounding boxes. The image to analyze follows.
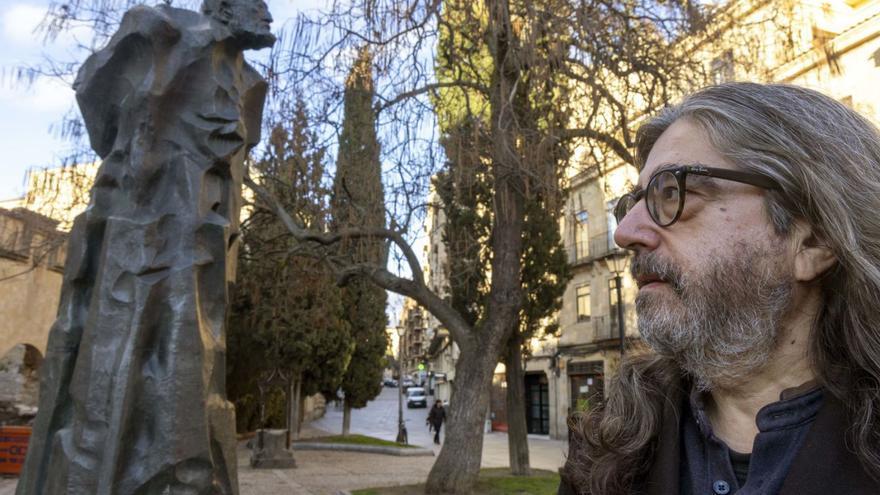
[407,388,425,397]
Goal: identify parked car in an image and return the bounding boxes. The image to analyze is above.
[401,378,415,391]
[406,387,427,408]
[383,378,398,388]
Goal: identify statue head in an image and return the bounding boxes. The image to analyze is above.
[201,0,276,50]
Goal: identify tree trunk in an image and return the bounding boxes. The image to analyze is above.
[425,2,527,486]
[505,335,531,475]
[342,398,352,436]
[425,344,498,493]
[289,374,303,443]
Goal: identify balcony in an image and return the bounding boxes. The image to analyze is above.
[0,208,67,271]
[568,231,619,266]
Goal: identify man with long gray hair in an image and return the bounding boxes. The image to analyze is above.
[559,82,880,494]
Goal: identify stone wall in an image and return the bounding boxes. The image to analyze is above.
[0,344,43,424]
[0,208,66,357]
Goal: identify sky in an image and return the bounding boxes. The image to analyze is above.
[0,0,320,201]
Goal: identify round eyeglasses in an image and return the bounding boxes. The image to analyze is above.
[614,165,782,227]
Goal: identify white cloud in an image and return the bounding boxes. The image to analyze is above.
[2,4,45,46]
[0,75,74,114]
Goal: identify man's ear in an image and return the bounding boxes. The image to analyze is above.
[791,221,837,282]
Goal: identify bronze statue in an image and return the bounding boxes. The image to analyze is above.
[18,1,275,493]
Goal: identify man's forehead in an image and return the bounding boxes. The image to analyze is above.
[640,118,734,179]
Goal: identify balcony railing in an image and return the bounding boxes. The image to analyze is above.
[568,231,619,265]
[0,209,68,271]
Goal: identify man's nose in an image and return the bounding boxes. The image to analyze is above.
[613,199,660,253]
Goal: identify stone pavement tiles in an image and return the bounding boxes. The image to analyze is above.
[0,443,435,495]
[238,442,435,495]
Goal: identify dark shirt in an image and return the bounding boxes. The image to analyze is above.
[729,449,751,487]
[680,384,824,495]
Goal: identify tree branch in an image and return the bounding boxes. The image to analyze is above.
[375,81,490,113]
[244,173,475,348]
[558,127,635,166]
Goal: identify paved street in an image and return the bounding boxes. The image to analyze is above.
[313,386,441,448]
[313,386,568,472]
[0,387,567,494]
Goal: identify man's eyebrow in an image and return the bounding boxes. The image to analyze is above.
[639,162,683,187]
[643,162,722,190]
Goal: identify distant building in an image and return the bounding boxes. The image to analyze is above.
[398,298,430,383]
[420,188,459,403]
[8,163,98,230]
[0,164,92,359]
[0,207,68,358]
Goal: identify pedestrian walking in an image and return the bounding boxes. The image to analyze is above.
[426,400,446,445]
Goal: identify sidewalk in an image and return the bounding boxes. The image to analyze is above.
[241,423,568,494]
[0,424,568,495]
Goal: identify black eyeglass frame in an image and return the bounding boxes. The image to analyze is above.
[614,165,782,227]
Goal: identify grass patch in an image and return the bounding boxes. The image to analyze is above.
[351,467,560,494]
[298,434,416,448]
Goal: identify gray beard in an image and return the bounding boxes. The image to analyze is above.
[633,244,793,391]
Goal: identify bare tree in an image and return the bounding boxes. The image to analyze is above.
[254,0,719,491]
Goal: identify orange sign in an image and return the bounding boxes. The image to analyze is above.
[0,426,31,475]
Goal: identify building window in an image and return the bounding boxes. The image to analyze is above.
[574,211,589,260]
[576,285,591,322]
[569,361,604,413]
[711,50,734,84]
[606,200,619,251]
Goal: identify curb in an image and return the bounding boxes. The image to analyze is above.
[293,442,435,457]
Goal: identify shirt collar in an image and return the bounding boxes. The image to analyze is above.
[689,381,824,437]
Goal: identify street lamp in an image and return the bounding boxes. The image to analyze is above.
[394,326,408,444]
[604,251,630,356]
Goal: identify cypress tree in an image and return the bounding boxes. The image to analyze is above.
[227,98,353,435]
[331,47,389,435]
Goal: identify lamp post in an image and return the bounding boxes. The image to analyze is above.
[395,326,408,444]
[604,251,630,356]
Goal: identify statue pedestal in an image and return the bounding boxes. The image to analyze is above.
[250,429,296,469]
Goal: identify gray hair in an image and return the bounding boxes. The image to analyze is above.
[567,83,880,493]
